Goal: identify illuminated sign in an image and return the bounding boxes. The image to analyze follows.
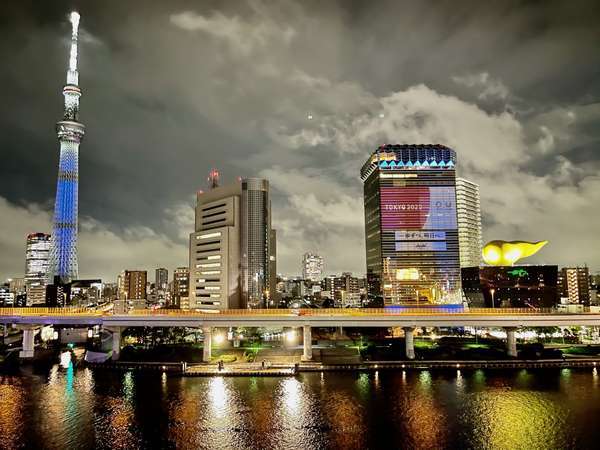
[508,268,529,277]
[380,186,457,230]
[396,268,420,280]
[370,152,397,164]
[395,242,447,251]
[395,231,446,241]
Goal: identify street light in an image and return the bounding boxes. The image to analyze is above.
[285,330,296,343]
[490,288,496,309]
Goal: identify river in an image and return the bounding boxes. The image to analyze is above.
[1,364,599,449]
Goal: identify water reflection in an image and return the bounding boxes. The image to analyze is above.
[1,367,600,449]
[0,376,25,447]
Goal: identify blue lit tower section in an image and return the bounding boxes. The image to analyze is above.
[47,12,85,284]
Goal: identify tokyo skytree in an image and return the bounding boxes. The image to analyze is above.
[47,12,85,284]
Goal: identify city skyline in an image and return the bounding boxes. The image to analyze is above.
[2,1,600,282]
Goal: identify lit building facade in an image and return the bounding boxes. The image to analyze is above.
[462,265,558,308]
[190,182,242,310]
[302,253,324,282]
[47,12,85,284]
[189,177,273,310]
[456,178,482,268]
[172,267,190,309]
[361,144,461,305]
[324,272,363,307]
[0,284,15,306]
[559,267,590,305]
[117,270,147,301]
[25,233,51,305]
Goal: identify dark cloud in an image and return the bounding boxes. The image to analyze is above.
[1,0,600,281]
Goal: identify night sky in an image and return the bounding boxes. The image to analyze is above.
[1,0,599,281]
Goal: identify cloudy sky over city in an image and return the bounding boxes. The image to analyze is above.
[1,0,599,281]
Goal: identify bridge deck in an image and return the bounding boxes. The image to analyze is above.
[1,307,600,327]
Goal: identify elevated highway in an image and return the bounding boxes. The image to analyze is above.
[2,307,600,328]
[2,307,600,361]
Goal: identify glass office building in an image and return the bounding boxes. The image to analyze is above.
[241,178,271,308]
[360,144,461,305]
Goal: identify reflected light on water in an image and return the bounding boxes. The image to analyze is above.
[456,369,464,392]
[0,379,24,447]
[356,372,370,399]
[281,377,301,414]
[401,370,447,448]
[208,376,228,415]
[2,366,600,449]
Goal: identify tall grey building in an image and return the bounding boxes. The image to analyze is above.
[241,178,271,308]
[155,268,168,291]
[189,177,272,310]
[456,178,483,268]
[268,229,279,306]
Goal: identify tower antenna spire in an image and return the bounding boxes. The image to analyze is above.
[67,11,80,85]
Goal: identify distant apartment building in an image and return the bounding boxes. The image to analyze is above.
[189,177,273,310]
[9,278,26,295]
[456,178,483,268]
[102,283,118,302]
[324,272,363,307]
[117,270,147,300]
[70,279,103,307]
[559,267,591,305]
[171,267,190,309]
[0,284,14,306]
[302,253,324,282]
[25,232,51,305]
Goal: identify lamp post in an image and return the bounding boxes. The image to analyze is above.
[490,288,496,309]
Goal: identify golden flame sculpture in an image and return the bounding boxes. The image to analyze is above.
[482,240,548,266]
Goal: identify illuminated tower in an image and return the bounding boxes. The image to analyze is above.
[360,144,461,305]
[47,12,85,284]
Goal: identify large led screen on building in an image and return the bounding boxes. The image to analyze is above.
[380,186,457,231]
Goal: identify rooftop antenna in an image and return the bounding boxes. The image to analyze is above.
[208,168,220,189]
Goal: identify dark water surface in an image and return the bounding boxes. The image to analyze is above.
[1,365,600,449]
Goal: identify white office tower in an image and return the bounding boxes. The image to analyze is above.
[25,233,51,305]
[189,177,272,310]
[302,253,324,282]
[456,178,483,268]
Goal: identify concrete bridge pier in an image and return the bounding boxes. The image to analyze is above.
[19,327,39,359]
[506,327,518,358]
[105,327,122,361]
[404,327,415,360]
[202,326,212,363]
[302,325,312,361]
